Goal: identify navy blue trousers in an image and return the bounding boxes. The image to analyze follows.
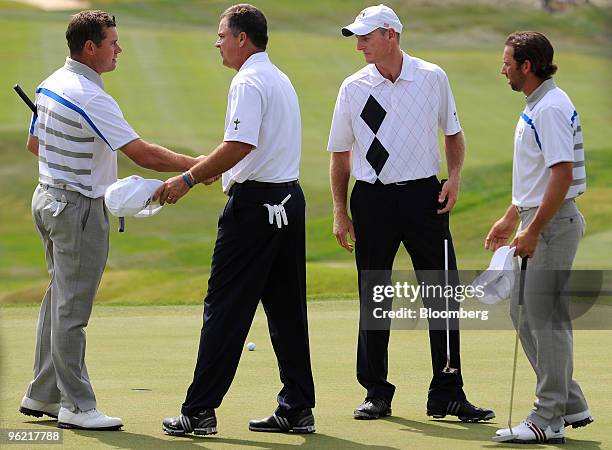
[181,183,315,415]
[350,176,466,404]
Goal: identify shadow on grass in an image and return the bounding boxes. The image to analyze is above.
[69,430,399,449]
[383,415,499,442]
[384,416,602,448]
[22,417,602,449]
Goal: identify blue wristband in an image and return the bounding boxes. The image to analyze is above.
[182,173,193,188]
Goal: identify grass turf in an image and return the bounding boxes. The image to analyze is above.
[0,303,610,449]
[1,1,611,304]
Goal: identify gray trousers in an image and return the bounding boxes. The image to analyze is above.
[25,184,109,412]
[512,199,589,430]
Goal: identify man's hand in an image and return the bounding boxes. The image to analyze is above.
[333,210,356,252]
[437,177,459,214]
[153,175,191,205]
[511,226,539,258]
[485,208,519,251]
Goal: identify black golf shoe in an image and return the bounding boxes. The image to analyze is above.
[249,408,315,434]
[427,399,495,422]
[162,409,217,436]
[353,398,392,420]
[564,410,594,429]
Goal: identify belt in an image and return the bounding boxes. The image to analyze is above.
[516,206,535,213]
[230,180,299,195]
[39,182,79,193]
[362,176,437,187]
[516,198,575,214]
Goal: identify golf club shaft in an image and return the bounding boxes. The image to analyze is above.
[508,304,521,429]
[444,239,451,363]
[13,84,37,115]
[508,257,529,429]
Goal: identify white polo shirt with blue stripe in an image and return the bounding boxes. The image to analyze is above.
[512,78,586,207]
[29,57,139,198]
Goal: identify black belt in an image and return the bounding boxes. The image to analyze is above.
[230,180,299,195]
[360,176,438,187]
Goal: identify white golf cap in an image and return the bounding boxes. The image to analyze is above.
[342,4,403,37]
[472,246,516,305]
[104,175,164,218]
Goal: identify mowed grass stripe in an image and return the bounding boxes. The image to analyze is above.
[1,15,611,305]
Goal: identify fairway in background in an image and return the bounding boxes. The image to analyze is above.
[1,0,611,305]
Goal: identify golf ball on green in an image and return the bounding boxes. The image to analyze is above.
[247,342,256,351]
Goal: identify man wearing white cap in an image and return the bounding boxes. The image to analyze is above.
[21,10,199,431]
[328,4,494,421]
[487,31,591,444]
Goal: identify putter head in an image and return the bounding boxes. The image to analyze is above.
[491,433,519,443]
[442,366,458,374]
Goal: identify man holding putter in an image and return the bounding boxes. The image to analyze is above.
[488,31,592,444]
[327,4,494,422]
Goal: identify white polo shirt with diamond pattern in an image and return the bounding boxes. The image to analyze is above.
[221,52,301,194]
[327,51,462,184]
[29,57,139,198]
[512,78,586,207]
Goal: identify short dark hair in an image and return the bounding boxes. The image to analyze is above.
[378,27,400,43]
[220,4,268,50]
[66,10,116,56]
[505,31,557,79]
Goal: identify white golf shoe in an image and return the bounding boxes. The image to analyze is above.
[20,396,60,419]
[494,420,565,444]
[58,407,123,431]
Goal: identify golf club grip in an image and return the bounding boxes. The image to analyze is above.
[13,84,37,115]
[518,257,528,306]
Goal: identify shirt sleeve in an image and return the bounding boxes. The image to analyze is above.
[537,106,574,167]
[82,93,139,151]
[327,84,354,152]
[223,81,262,147]
[436,68,462,136]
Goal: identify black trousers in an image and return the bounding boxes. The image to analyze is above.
[181,182,315,415]
[350,177,466,404]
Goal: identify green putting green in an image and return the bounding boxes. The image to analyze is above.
[1,303,610,449]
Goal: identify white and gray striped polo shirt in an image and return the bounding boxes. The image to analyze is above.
[512,78,586,207]
[29,57,139,198]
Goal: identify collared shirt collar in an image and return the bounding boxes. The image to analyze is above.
[239,51,269,72]
[526,78,556,109]
[63,57,104,89]
[368,50,415,86]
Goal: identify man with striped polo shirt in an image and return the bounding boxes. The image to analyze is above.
[328,4,494,422]
[487,31,591,444]
[20,10,200,430]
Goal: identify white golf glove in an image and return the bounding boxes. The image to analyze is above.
[263,194,291,229]
[43,193,68,217]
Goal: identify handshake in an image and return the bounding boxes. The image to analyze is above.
[154,155,220,206]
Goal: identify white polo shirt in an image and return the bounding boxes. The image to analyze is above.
[327,51,461,184]
[29,57,139,198]
[512,79,586,207]
[222,52,301,193]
